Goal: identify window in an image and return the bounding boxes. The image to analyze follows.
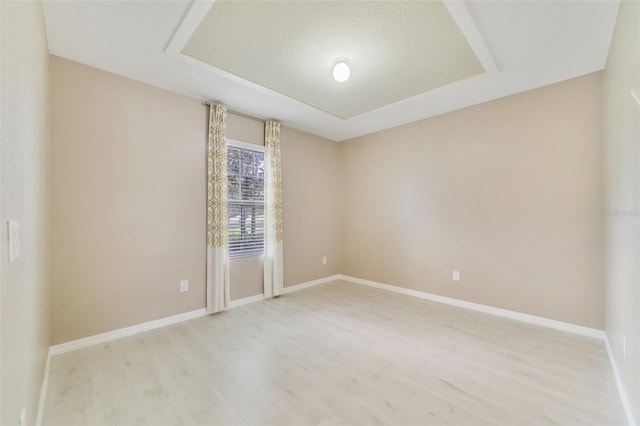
[227,141,265,257]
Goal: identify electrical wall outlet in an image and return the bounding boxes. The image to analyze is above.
[322,256,327,265]
[180,280,189,292]
[452,270,460,281]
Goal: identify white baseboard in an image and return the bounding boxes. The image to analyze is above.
[38,274,339,422]
[229,292,265,309]
[49,308,209,356]
[338,274,605,339]
[228,274,341,308]
[38,273,628,424]
[35,349,51,426]
[49,274,341,357]
[605,335,637,426]
[284,274,342,294]
[228,274,342,308]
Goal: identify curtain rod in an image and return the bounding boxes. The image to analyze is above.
[202,102,266,124]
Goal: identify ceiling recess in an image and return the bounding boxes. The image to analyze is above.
[42,0,621,141]
[181,0,485,119]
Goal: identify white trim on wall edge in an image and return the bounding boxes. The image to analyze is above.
[228,274,341,308]
[40,274,617,423]
[605,335,637,426]
[229,292,266,309]
[284,274,342,294]
[337,275,605,339]
[37,274,339,422]
[49,308,209,356]
[35,349,52,426]
[48,274,341,357]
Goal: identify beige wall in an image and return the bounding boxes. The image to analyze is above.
[227,122,343,297]
[227,113,264,146]
[47,20,611,366]
[340,72,604,329]
[0,1,51,425]
[281,126,341,286]
[49,57,340,344]
[50,56,207,344]
[604,0,639,420]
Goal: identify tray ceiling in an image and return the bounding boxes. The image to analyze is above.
[182,1,485,119]
[42,0,620,141]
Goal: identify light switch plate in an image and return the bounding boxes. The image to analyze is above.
[631,88,640,106]
[19,408,26,426]
[8,221,20,262]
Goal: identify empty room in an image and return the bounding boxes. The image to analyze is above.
[1,0,638,425]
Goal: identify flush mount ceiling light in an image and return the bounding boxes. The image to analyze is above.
[332,60,350,83]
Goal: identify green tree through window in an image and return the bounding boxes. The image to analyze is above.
[227,145,265,256]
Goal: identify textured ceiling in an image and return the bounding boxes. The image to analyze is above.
[182,1,484,119]
[42,0,621,141]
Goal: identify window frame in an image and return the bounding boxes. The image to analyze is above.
[226,139,265,258]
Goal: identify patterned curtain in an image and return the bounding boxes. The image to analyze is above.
[264,121,284,298]
[206,104,230,313]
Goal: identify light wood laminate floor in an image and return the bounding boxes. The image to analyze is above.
[43,280,626,426]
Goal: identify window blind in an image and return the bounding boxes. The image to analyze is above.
[227,145,265,256]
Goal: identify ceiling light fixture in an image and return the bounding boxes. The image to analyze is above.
[332,60,350,83]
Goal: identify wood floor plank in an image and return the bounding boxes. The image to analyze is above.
[43,280,626,426]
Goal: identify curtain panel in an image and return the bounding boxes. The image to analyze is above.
[264,120,284,298]
[206,104,230,313]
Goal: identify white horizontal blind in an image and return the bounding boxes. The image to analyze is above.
[227,144,265,256]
